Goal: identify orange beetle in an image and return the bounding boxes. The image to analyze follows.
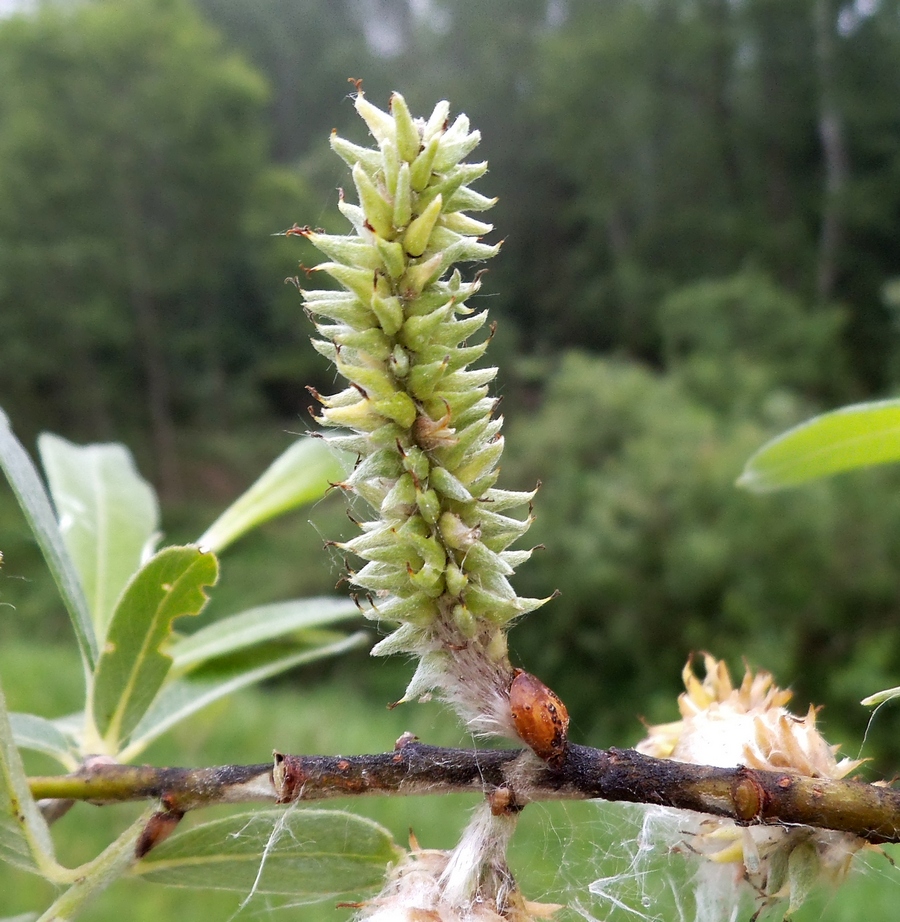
[509,668,569,770]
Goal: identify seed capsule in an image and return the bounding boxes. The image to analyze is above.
[509,668,569,769]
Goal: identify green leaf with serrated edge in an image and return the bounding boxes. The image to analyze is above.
[91,546,218,750]
[10,713,80,771]
[168,597,360,674]
[197,438,348,554]
[131,808,400,896]
[738,398,900,492]
[121,631,367,761]
[0,408,97,669]
[38,433,160,639]
[35,809,151,922]
[0,680,61,879]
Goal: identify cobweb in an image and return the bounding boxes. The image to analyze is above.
[503,798,900,922]
[207,789,900,922]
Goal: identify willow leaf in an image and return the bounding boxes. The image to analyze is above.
[739,399,900,492]
[131,808,400,896]
[38,434,159,639]
[92,546,218,750]
[0,408,96,669]
[197,438,347,554]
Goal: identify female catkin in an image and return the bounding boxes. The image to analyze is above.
[297,90,550,739]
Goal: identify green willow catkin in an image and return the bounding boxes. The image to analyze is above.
[295,90,548,737]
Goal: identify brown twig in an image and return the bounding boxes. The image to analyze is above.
[28,741,900,846]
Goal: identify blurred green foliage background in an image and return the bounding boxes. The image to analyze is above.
[4,0,900,875]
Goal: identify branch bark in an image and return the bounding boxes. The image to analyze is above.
[28,741,900,845]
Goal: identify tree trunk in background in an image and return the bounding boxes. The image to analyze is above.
[814,0,849,303]
[116,172,182,502]
[707,0,742,206]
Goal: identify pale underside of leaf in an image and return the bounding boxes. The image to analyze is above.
[38,433,160,639]
[131,808,400,896]
[168,596,361,674]
[121,631,367,760]
[34,809,152,922]
[0,681,61,880]
[0,408,97,669]
[10,713,80,771]
[197,437,349,554]
[861,685,900,707]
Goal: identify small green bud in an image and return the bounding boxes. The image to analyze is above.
[381,472,417,516]
[319,398,383,432]
[376,237,406,281]
[400,253,443,299]
[423,99,450,142]
[310,338,337,362]
[465,584,520,623]
[305,232,383,270]
[446,564,469,597]
[333,356,397,401]
[371,293,404,335]
[390,92,421,163]
[429,466,472,502]
[432,116,480,172]
[485,487,539,510]
[316,262,377,303]
[354,92,395,143]
[501,549,534,568]
[485,630,508,662]
[438,511,480,550]
[380,138,401,198]
[435,234,501,270]
[401,445,430,482]
[445,340,490,370]
[330,131,382,172]
[390,344,410,378]
[458,426,502,464]
[420,162,488,208]
[334,327,393,360]
[416,487,441,525]
[410,136,440,192]
[465,540,512,577]
[406,529,447,572]
[440,211,494,236]
[408,358,449,400]
[352,163,395,239]
[372,595,439,627]
[343,463,397,506]
[372,391,417,428]
[354,561,404,593]
[452,603,477,638]
[301,292,374,329]
[445,185,498,213]
[341,538,409,567]
[408,560,445,595]
[337,194,366,231]
[469,509,531,551]
[404,195,443,258]
[392,162,413,229]
[399,304,453,352]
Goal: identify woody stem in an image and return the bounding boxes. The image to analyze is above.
[27,741,900,845]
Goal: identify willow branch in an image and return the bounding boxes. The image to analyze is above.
[28,741,900,845]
